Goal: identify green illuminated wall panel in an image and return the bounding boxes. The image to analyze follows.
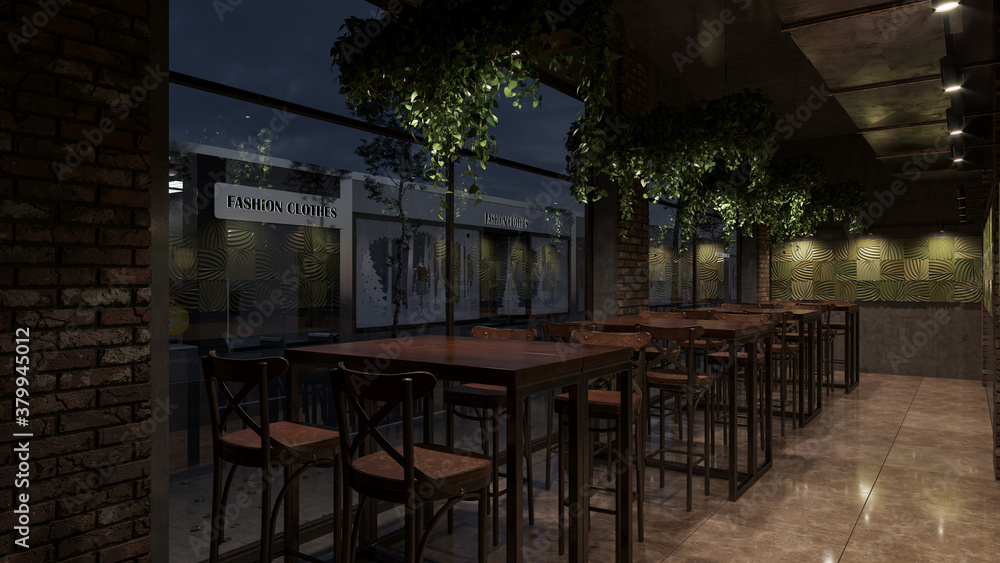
[772,236,982,303]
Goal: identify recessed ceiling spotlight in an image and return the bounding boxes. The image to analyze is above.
[932,0,960,11]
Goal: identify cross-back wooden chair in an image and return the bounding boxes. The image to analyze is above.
[332,363,492,563]
[201,350,341,563]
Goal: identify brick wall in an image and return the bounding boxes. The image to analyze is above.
[615,41,649,317]
[756,226,771,303]
[1,1,153,560]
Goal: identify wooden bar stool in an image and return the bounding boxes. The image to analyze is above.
[541,321,603,491]
[443,326,536,545]
[555,329,649,553]
[201,351,342,563]
[638,324,714,511]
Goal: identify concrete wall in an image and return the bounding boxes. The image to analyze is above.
[858,302,981,379]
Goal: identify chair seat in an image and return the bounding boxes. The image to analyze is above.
[443,383,507,408]
[352,443,492,501]
[553,389,641,416]
[646,369,713,388]
[221,421,340,466]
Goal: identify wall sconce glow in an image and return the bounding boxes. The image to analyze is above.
[940,55,964,92]
[168,180,184,193]
[946,108,963,135]
[932,0,960,11]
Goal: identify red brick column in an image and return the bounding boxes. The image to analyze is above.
[617,184,649,316]
[756,226,771,303]
[1,2,153,560]
[615,41,649,317]
[993,0,1000,482]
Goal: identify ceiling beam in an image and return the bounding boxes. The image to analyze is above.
[830,60,1000,96]
[780,0,930,33]
[857,119,946,133]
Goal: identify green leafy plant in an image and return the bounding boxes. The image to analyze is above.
[331,0,620,193]
[602,89,777,235]
[603,90,865,244]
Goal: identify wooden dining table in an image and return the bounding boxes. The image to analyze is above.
[284,335,635,563]
[710,307,826,426]
[567,316,775,501]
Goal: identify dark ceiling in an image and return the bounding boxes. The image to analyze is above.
[616,0,996,230]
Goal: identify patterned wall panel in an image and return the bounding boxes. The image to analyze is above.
[772,236,982,303]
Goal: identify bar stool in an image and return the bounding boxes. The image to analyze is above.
[332,363,492,563]
[201,351,341,563]
[638,324,713,511]
[555,329,649,553]
[707,313,770,451]
[541,321,603,491]
[795,303,835,395]
[444,326,536,545]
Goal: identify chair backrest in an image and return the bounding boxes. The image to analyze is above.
[542,321,601,342]
[471,326,537,340]
[771,299,798,307]
[570,329,650,399]
[795,303,832,328]
[720,303,745,310]
[743,302,775,309]
[330,362,443,491]
[635,324,704,384]
[201,350,290,460]
[639,310,686,319]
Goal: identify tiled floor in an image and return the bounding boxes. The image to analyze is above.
[170,372,1000,562]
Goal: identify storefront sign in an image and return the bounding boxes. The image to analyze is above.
[484,212,528,230]
[214,183,340,228]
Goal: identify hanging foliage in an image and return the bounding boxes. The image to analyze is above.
[331,0,621,191]
[605,90,865,244]
[600,89,777,234]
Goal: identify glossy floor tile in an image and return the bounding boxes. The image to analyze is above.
[170,372,998,562]
[393,372,998,562]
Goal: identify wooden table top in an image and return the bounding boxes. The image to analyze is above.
[568,316,774,339]
[693,306,823,321]
[283,335,633,386]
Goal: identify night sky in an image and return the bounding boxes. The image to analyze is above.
[168,0,583,206]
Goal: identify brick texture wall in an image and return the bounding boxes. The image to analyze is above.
[756,226,771,303]
[1,1,153,560]
[993,0,1000,482]
[615,41,649,317]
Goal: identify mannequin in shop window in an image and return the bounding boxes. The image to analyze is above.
[413,262,430,311]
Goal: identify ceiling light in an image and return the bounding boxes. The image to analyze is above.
[940,55,964,92]
[951,136,965,163]
[932,0,960,11]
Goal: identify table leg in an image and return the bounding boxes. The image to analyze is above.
[566,379,589,563]
[727,345,738,500]
[615,365,633,562]
[286,364,301,562]
[505,389,525,563]
[745,340,757,480]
